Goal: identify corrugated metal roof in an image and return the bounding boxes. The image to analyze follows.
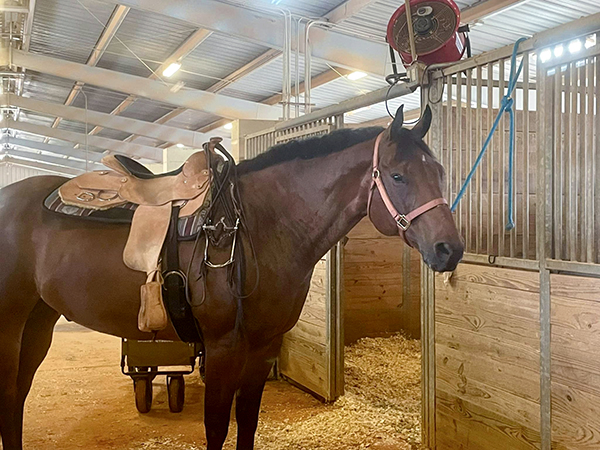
[216,0,348,20]
[29,0,116,64]
[11,0,600,168]
[97,8,197,77]
[171,32,273,92]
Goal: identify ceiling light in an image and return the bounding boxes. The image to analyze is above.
[540,48,552,63]
[568,39,582,54]
[224,122,233,130]
[585,34,596,49]
[554,45,564,58]
[176,143,185,148]
[162,62,181,78]
[347,71,368,81]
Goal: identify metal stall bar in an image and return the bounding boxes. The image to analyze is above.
[596,53,600,263]
[538,58,554,450]
[522,53,530,259]
[466,69,473,252]
[476,66,483,254]
[552,63,563,260]
[456,71,464,242]
[446,74,454,202]
[499,58,506,257]
[585,55,594,263]
[487,62,495,255]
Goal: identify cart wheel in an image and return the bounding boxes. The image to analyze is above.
[134,377,153,413]
[167,376,185,413]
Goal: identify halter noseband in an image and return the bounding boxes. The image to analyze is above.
[367,132,448,247]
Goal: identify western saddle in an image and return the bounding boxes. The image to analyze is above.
[59,137,227,338]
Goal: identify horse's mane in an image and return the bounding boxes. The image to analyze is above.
[236,126,384,175]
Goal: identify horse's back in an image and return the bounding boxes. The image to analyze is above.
[0,175,65,215]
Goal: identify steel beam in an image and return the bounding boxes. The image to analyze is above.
[1,135,104,162]
[323,0,378,24]
[50,4,130,131]
[2,119,162,161]
[460,0,528,23]
[88,28,213,136]
[6,95,207,146]
[95,0,389,76]
[12,50,281,121]
[5,148,101,171]
[3,156,83,176]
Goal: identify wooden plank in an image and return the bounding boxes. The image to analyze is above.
[279,256,329,398]
[552,383,600,450]
[436,300,539,349]
[436,390,541,450]
[343,238,404,263]
[436,265,540,292]
[437,365,540,431]
[551,273,600,303]
[436,278,540,323]
[436,343,540,403]
[279,337,328,397]
[346,218,389,239]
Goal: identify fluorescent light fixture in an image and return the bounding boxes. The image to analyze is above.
[224,122,233,130]
[176,143,185,148]
[585,34,596,49]
[554,45,564,58]
[271,0,283,4]
[568,39,582,54]
[162,62,181,78]
[347,71,368,81]
[539,48,552,63]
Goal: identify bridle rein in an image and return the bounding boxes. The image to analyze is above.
[367,132,448,247]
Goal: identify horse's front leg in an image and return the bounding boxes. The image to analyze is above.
[203,334,244,450]
[235,337,283,450]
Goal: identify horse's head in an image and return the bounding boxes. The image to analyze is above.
[368,105,463,272]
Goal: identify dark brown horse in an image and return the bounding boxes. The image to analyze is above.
[0,106,462,450]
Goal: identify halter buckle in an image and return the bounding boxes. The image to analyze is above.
[396,215,411,231]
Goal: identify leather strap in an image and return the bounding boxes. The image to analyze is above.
[367,132,448,247]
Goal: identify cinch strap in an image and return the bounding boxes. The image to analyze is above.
[368,132,448,247]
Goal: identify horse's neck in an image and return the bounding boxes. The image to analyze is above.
[240,141,374,268]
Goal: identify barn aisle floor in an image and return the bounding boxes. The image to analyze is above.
[23,319,419,450]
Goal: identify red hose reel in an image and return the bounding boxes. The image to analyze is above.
[387,0,467,66]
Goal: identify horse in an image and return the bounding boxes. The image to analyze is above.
[0,105,463,450]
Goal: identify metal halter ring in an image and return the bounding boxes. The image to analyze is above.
[372,169,380,179]
[396,215,411,231]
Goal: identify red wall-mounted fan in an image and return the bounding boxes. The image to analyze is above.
[387,0,467,66]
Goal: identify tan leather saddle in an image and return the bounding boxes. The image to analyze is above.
[59,138,223,333]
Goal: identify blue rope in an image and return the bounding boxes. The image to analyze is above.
[450,37,527,231]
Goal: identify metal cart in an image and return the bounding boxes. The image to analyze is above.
[121,339,205,413]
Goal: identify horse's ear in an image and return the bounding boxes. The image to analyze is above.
[390,105,404,141]
[412,105,432,139]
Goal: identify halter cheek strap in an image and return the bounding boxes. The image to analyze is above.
[367,133,448,247]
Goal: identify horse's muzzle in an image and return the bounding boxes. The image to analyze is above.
[425,240,464,272]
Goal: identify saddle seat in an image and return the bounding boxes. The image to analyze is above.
[111,154,184,179]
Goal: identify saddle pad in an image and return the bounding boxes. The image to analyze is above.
[44,189,208,239]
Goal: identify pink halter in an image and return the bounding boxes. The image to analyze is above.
[367,132,448,247]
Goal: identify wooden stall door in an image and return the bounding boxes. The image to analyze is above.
[434,264,541,450]
[278,247,344,402]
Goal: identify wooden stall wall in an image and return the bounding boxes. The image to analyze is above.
[279,257,332,399]
[435,264,541,450]
[344,218,421,344]
[550,274,600,449]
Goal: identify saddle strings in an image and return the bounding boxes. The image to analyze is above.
[185,142,260,304]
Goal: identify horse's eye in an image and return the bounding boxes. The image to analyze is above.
[391,173,406,183]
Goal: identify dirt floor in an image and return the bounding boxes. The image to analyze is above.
[22,319,421,450]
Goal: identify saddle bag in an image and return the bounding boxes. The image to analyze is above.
[138,270,168,332]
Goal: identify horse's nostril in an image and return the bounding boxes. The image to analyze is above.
[434,242,452,259]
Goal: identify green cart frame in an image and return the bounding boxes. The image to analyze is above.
[121,339,204,413]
